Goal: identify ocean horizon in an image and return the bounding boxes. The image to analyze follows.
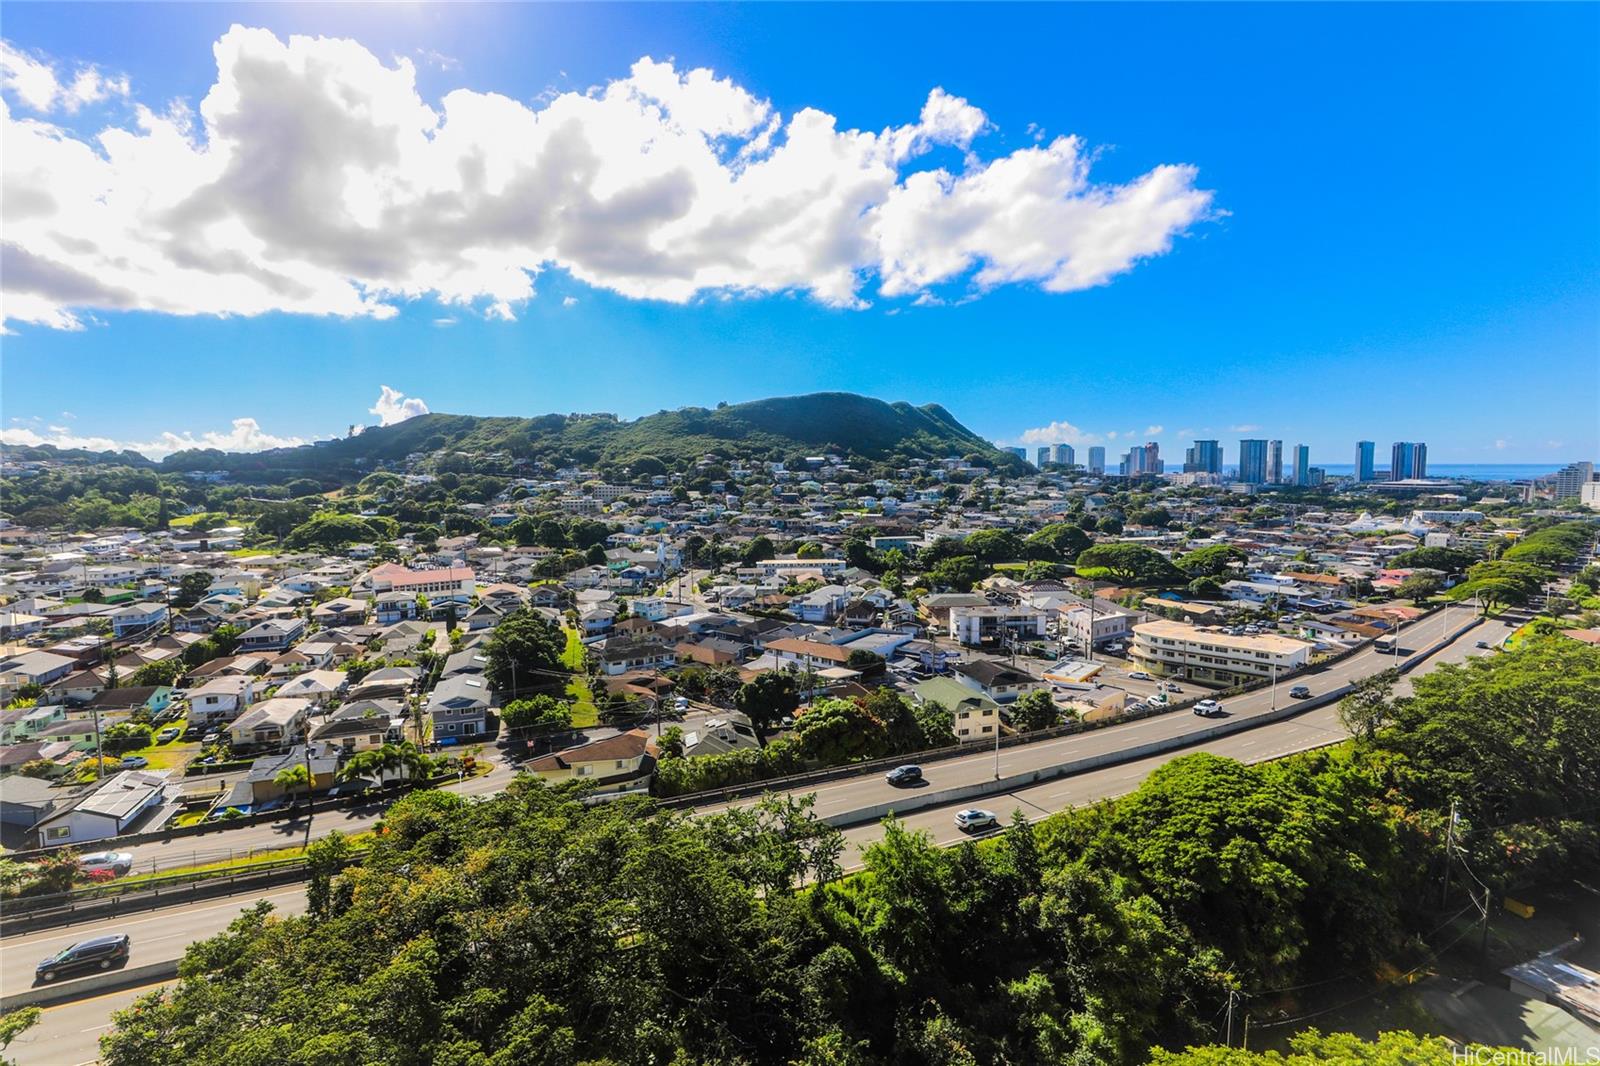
[1211,463,1573,482]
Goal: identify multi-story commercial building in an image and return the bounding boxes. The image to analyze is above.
[1391,442,1428,480]
[1267,440,1284,484]
[1130,619,1314,686]
[1052,443,1075,466]
[1552,461,1595,501]
[1036,446,1052,468]
[1355,441,1376,482]
[1005,446,1028,462]
[1057,605,1135,650]
[1185,440,1222,474]
[1238,439,1268,484]
[1293,444,1311,486]
[948,604,1048,647]
[1087,446,1106,475]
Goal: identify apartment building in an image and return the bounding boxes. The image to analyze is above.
[1130,619,1314,686]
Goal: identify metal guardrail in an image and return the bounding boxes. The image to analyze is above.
[0,854,366,936]
[4,772,459,864]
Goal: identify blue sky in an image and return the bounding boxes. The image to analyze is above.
[2,2,1596,465]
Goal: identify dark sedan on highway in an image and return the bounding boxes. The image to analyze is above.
[36,934,130,983]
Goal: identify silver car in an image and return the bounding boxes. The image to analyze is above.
[954,809,999,831]
[78,852,135,877]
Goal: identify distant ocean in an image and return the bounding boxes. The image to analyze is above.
[1217,463,1566,482]
[1317,463,1566,482]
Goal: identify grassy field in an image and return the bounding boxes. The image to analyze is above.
[227,547,275,558]
[562,628,600,728]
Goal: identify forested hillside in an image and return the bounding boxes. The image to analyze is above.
[3,393,1022,482]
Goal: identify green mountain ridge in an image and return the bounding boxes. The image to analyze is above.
[5,393,1024,477]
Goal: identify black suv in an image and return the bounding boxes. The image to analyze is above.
[35,934,130,982]
[885,765,923,787]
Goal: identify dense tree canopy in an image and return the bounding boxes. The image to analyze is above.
[1024,522,1093,562]
[1175,545,1248,578]
[482,608,568,698]
[1074,544,1185,587]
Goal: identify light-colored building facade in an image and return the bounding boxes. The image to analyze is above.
[1130,620,1314,686]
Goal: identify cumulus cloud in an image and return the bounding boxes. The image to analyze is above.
[1228,423,1261,433]
[1017,419,1101,447]
[0,39,128,113]
[0,28,1216,331]
[561,296,578,307]
[369,385,429,425]
[0,417,306,459]
[1144,425,1164,436]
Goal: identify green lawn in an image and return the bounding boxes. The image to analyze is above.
[562,628,599,728]
[113,832,376,885]
[228,547,275,558]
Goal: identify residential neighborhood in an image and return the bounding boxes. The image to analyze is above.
[2,443,1596,857]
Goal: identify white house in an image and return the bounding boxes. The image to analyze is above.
[187,676,255,725]
[227,697,313,749]
[33,769,172,847]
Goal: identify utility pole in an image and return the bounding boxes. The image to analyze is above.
[1225,989,1238,1048]
[301,737,315,849]
[1479,886,1492,960]
[91,704,104,781]
[1441,798,1458,908]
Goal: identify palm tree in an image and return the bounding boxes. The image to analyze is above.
[392,741,429,786]
[336,749,385,785]
[273,764,310,795]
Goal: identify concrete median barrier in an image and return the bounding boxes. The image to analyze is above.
[0,960,178,1013]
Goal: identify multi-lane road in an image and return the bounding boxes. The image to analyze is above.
[701,603,1489,824]
[0,885,310,1001]
[7,982,176,1066]
[1,605,1509,1060]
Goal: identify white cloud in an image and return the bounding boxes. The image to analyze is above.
[0,39,127,114]
[1228,423,1261,433]
[0,28,1215,331]
[0,417,306,459]
[1144,425,1164,436]
[561,296,578,307]
[369,385,430,426]
[1016,419,1100,447]
[1494,439,1508,450]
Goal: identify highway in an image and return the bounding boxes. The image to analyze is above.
[7,982,175,1066]
[0,885,309,1001]
[700,603,1488,824]
[837,609,1515,863]
[0,607,1509,1059]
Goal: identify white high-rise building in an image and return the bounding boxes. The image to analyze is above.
[1553,461,1595,501]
